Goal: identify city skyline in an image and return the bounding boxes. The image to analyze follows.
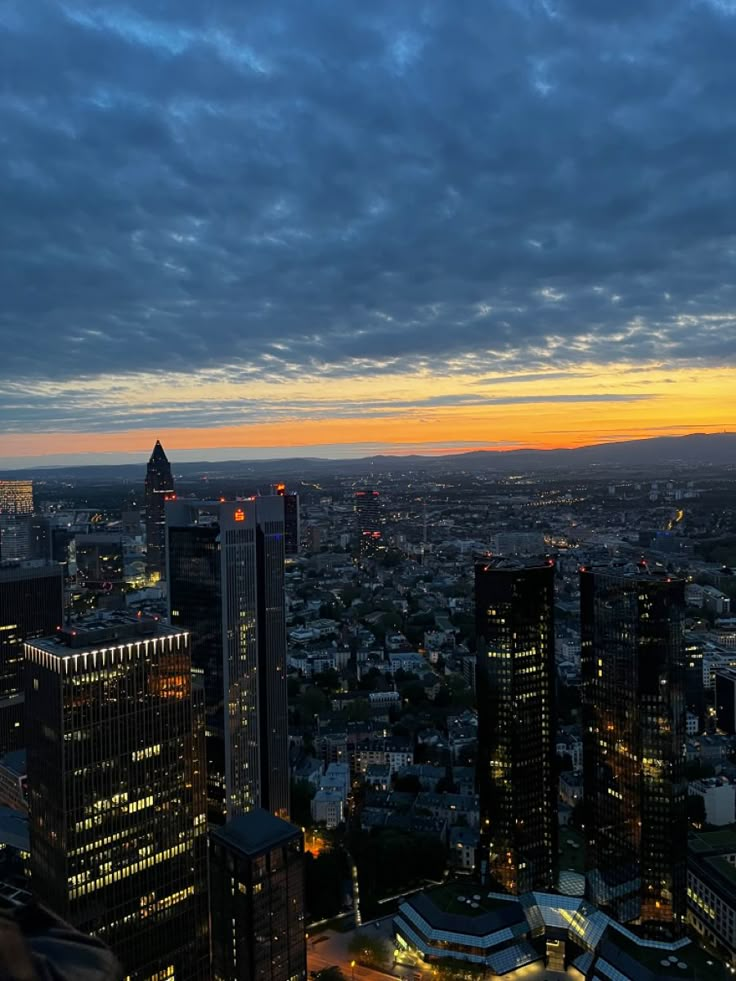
[2,1,736,466]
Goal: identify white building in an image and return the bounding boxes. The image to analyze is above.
[689,779,736,826]
[310,790,344,829]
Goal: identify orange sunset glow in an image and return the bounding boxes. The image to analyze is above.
[1,362,733,466]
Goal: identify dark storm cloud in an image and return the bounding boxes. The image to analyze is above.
[1,0,736,394]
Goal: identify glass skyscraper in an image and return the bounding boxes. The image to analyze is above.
[209,809,306,981]
[0,480,34,562]
[475,557,557,894]
[144,440,175,582]
[354,489,382,557]
[0,560,64,754]
[24,615,209,978]
[167,497,289,824]
[580,564,687,940]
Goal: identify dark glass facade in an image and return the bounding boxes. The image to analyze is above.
[715,668,736,735]
[209,809,306,981]
[283,493,300,557]
[580,566,687,940]
[74,533,125,594]
[168,498,289,823]
[25,617,209,979]
[475,558,557,894]
[0,561,64,754]
[685,642,705,733]
[354,490,382,556]
[145,440,175,581]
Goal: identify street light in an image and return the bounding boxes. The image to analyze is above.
[351,960,356,981]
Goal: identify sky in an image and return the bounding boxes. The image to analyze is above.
[1,0,736,467]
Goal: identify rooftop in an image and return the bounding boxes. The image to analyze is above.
[211,808,300,857]
[474,555,555,572]
[599,927,725,981]
[27,615,181,655]
[405,881,526,936]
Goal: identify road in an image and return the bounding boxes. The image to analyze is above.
[307,923,583,981]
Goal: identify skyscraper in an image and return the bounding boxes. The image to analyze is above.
[580,564,687,940]
[25,615,208,979]
[0,480,34,562]
[75,533,125,595]
[475,557,557,894]
[209,809,307,981]
[354,489,382,557]
[274,484,300,556]
[167,497,289,823]
[145,440,175,582]
[0,561,64,754]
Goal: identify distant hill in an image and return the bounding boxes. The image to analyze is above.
[1,431,735,482]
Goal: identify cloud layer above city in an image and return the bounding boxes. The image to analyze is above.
[1,0,735,463]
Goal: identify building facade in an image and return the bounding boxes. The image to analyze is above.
[144,439,175,581]
[0,561,64,754]
[274,484,300,556]
[0,480,34,562]
[167,497,289,823]
[25,617,208,979]
[580,565,687,940]
[74,533,125,595]
[475,557,558,894]
[209,809,306,981]
[354,489,382,556]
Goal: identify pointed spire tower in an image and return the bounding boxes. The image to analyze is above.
[144,440,175,581]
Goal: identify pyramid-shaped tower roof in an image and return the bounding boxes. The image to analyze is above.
[148,440,169,466]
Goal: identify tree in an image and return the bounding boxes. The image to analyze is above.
[400,681,426,707]
[291,778,316,828]
[313,969,347,981]
[688,792,707,828]
[347,935,389,969]
[392,774,422,794]
[304,850,346,920]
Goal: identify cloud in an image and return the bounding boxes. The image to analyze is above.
[1,0,735,435]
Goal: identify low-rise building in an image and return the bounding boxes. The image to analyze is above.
[687,830,736,968]
[689,779,735,827]
[449,826,478,871]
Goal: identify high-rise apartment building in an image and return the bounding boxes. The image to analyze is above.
[580,564,687,940]
[167,497,289,823]
[209,809,306,981]
[274,484,300,557]
[354,489,382,556]
[0,481,34,562]
[475,557,557,894]
[0,561,64,754]
[145,440,175,581]
[25,616,208,979]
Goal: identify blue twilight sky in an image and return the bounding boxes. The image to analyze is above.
[1,0,735,464]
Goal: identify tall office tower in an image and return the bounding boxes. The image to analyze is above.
[354,489,382,556]
[167,497,289,823]
[209,809,306,981]
[25,616,209,979]
[75,533,125,595]
[580,565,687,940]
[145,439,175,582]
[0,480,34,562]
[273,484,300,556]
[475,557,557,894]
[715,667,736,734]
[685,640,705,732]
[0,561,64,754]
